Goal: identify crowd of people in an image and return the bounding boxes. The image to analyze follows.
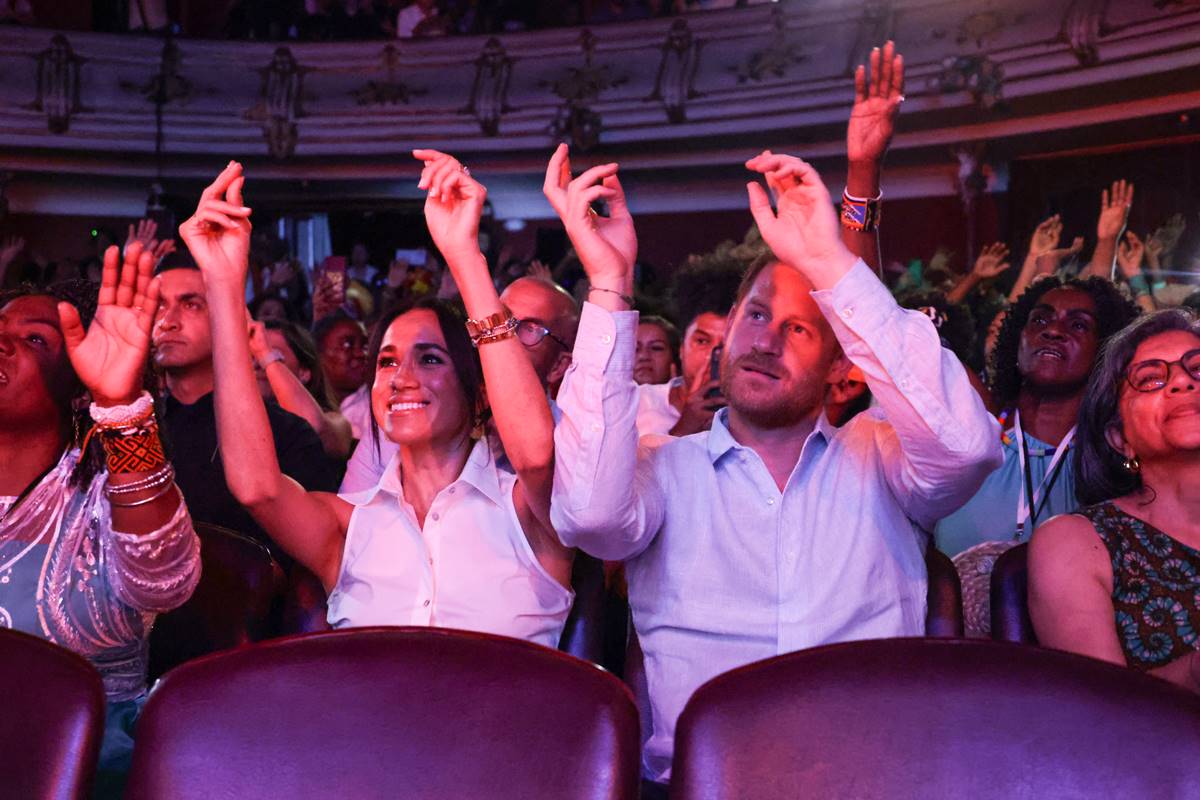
[2,39,1200,799]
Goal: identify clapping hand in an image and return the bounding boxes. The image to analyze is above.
[746,151,856,287]
[1029,214,1062,257]
[847,41,904,165]
[1116,230,1145,278]
[178,162,253,288]
[58,243,160,407]
[543,143,637,293]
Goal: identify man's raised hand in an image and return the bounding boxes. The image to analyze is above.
[746,150,857,289]
[178,161,253,287]
[543,143,636,297]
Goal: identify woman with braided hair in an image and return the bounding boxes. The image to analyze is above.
[0,244,200,797]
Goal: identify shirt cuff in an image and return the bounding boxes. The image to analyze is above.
[811,258,899,340]
[573,301,638,375]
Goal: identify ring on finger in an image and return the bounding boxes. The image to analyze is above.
[461,165,470,176]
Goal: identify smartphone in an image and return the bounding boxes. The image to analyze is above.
[704,345,724,400]
[320,255,347,303]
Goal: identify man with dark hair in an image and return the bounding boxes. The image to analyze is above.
[154,264,337,567]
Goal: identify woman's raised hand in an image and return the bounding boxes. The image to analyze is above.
[413,149,488,270]
[542,143,636,292]
[179,161,253,288]
[58,243,159,407]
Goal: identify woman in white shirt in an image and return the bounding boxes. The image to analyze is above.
[181,157,573,648]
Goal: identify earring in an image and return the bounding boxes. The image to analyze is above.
[1123,455,1141,474]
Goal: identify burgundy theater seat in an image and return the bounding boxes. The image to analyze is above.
[990,542,1037,644]
[148,522,284,682]
[925,545,963,637]
[671,637,1200,799]
[275,564,331,636]
[0,628,105,800]
[127,627,641,800]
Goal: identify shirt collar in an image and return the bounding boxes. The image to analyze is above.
[351,437,503,506]
[705,406,835,465]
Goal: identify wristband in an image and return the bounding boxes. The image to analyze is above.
[588,286,635,308]
[1127,272,1151,297]
[90,391,155,431]
[258,349,287,369]
[101,426,167,474]
[840,188,882,233]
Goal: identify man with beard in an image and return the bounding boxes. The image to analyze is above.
[546,145,1001,789]
[155,264,337,567]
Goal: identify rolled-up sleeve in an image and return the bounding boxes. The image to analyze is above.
[551,302,664,560]
[812,260,1003,528]
[101,489,202,614]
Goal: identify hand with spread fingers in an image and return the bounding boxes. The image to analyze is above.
[1029,214,1063,257]
[745,150,857,288]
[1116,230,1146,278]
[178,161,254,288]
[971,242,1012,280]
[543,143,637,297]
[847,40,904,166]
[58,243,160,407]
[413,149,489,270]
[1096,179,1134,242]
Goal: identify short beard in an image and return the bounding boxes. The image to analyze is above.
[722,361,823,430]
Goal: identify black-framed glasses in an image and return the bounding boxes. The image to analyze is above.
[515,319,569,351]
[1125,348,1200,392]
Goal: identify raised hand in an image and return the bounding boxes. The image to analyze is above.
[746,150,856,288]
[126,218,158,252]
[543,143,637,292]
[847,41,905,165]
[178,161,253,288]
[1035,236,1084,275]
[1096,179,1133,241]
[247,317,271,363]
[152,238,177,263]
[413,149,488,267]
[972,242,1011,279]
[527,259,554,284]
[1116,230,1145,278]
[1029,214,1062,257]
[58,243,159,407]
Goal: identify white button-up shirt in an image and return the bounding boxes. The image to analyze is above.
[635,378,682,437]
[551,259,1001,781]
[330,438,573,649]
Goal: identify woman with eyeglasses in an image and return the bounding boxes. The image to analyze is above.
[187,157,574,648]
[1030,308,1200,690]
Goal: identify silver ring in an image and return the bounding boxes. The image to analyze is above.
[461,165,470,176]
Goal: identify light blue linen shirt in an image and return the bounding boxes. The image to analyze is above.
[551,259,1002,782]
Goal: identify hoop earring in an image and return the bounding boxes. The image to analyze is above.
[1123,455,1141,475]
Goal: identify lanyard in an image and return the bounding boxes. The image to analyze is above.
[1014,410,1075,538]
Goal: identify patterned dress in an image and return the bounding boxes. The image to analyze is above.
[1078,503,1200,669]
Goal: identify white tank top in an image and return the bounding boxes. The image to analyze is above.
[327,438,573,649]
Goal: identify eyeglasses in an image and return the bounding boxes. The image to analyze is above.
[1125,348,1200,392]
[515,319,569,350]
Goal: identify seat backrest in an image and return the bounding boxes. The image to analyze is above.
[558,552,608,664]
[990,542,1037,644]
[274,564,331,637]
[127,627,641,800]
[925,546,963,637]
[671,637,1200,800]
[148,522,284,681]
[0,628,105,800]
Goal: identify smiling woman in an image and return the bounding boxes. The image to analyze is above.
[188,157,574,649]
[1030,309,1200,692]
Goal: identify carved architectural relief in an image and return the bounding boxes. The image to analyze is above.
[731,7,805,84]
[545,30,627,151]
[26,35,89,134]
[244,47,310,159]
[463,38,515,136]
[353,45,428,106]
[122,37,193,107]
[646,19,703,124]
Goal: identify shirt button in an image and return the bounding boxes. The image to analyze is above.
[898,378,910,390]
[842,307,854,319]
[423,599,431,608]
[591,422,602,432]
[431,512,440,521]
[448,487,456,495]
[766,498,775,506]
[601,334,612,344]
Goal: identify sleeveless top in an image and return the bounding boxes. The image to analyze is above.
[0,449,200,700]
[1079,502,1200,670]
[328,438,573,649]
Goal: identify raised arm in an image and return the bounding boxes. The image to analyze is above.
[1116,230,1156,314]
[248,319,353,459]
[413,150,558,528]
[843,41,903,274]
[747,152,1002,526]
[1030,513,1200,691]
[1082,180,1133,280]
[946,242,1011,306]
[545,144,665,560]
[180,163,347,589]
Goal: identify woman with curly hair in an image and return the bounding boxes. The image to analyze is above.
[1030,309,1200,689]
[934,276,1137,633]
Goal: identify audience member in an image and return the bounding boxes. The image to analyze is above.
[153,263,337,568]
[249,290,292,323]
[396,0,447,36]
[1030,308,1200,690]
[250,318,355,461]
[634,315,679,386]
[188,158,573,644]
[0,249,199,798]
[314,312,371,438]
[548,129,1000,800]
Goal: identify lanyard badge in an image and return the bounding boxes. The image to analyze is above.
[1013,410,1075,540]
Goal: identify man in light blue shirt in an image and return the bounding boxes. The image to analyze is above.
[545,144,1002,784]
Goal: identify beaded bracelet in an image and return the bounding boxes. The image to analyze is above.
[101,427,168,474]
[108,482,179,509]
[588,286,635,308]
[840,188,882,233]
[105,464,175,497]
